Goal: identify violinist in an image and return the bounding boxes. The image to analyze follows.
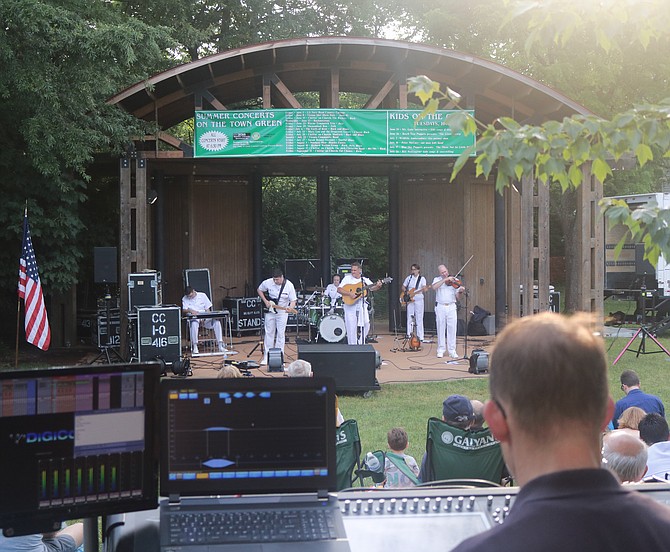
[432,264,465,359]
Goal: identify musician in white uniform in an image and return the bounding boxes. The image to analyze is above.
[432,264,465,359]
[257,268,297,365]
[338,262,381,345]
[401,263,427,342]
[182,286,226,354]
[324,273,342,312]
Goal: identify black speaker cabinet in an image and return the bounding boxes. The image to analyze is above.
[94,247,117,284]
[298,344,380,392]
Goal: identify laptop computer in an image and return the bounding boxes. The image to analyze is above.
[159,376,350,551]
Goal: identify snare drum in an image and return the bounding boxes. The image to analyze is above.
[319,314,347,343]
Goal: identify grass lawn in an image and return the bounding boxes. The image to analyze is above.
[339,334,670,466]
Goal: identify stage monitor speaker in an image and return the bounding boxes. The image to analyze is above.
[94,247,117,284]
[298,344,380,392]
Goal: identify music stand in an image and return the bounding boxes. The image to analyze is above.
[612,277,670,364]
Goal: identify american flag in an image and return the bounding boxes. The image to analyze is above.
[18,212,51,350]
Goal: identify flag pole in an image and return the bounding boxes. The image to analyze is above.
[15,296,21,368]
[15,203,27,368]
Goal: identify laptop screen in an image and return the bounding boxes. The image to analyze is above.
[160,377,336,497]
[0,363,160,536]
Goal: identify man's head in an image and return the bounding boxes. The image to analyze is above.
[184,286,196,299]
[351,262,362,278]
[620,369,641,394]
[485,312,610,444]
[438,265,449,278]
[602,431,648,483]
[387,427,409,452]
[442,394,474,429]
[332,273,341,285]
[639,413,670,446]
[411,264,420,274]
[272,268,285,285]
[286,359,312,378]
[470,399,485,430]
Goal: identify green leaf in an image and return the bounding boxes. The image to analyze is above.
[592,158,612,183]
[635,143,654,166]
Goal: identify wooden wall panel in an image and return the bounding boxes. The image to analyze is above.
[463,179,496,314]
[191,178,252,309]
[398,174,496,315]
[161,176,252,309]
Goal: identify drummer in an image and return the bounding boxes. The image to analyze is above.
[324,273,342,312]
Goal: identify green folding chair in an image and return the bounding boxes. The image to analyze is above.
[423,417,505,484]
[335,419,362,490]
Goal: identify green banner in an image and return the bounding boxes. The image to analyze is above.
[194,109,475,158]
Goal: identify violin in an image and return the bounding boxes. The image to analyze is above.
[447,277,463,289]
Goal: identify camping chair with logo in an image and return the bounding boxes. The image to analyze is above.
[422,417,505,486]
[335,419,363,490]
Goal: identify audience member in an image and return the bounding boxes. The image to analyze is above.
[217,365,242,378]
[612,370,665,428]
[639,412,670,446]
[285,359,312,378]
[639,413,670,481]
[419,394,474,477]
[454,312,670,552]
[383,427,420,488]
[0,522,84,552]
[602,431,648,483]
[285,359,344,425]
[470,399,486,431]
[614,406,646,438]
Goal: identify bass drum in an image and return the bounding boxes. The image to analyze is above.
[319,314,347,343]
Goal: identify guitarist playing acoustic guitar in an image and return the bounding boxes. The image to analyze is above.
[399,264,428,344]
[338,261,391,345]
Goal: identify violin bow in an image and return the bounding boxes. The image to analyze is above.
[455,255,474,280]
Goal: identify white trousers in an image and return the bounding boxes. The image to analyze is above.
[435,303,458,356]
[343,302,369,345]
[263,311,289,359]
[406,298,425,341]
[188,318,223,346]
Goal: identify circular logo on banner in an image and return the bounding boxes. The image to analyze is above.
[199,131,229,152]
[441,431,454,445]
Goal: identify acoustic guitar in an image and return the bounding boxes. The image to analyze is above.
[340,277,393,306]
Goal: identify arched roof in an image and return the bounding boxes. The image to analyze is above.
[109,37,592,133]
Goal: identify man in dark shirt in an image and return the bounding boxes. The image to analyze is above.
[454,312,670,552]
[612,369,665,428]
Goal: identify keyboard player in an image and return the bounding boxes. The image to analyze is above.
[182,286,228,354]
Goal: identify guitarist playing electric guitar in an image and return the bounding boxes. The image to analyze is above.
[400,263,427,344]
[338,261,390,345]
[257,268,298,366]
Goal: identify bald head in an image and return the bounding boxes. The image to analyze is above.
[471,399,485,430]
[602,431,648,483]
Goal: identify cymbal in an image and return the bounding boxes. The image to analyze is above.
[306,286,325,292]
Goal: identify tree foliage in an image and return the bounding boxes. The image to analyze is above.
[410,0,670,270]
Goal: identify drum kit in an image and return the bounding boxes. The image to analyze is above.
[297,287,346,343]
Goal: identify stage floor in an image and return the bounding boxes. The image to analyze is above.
[186,329,496,382]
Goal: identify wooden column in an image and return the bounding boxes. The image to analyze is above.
[575,164,604,320]
[536,181,551,312]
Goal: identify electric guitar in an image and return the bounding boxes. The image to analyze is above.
[266,301,297,314]
[341,277,393,306]
[399,282,431,306]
